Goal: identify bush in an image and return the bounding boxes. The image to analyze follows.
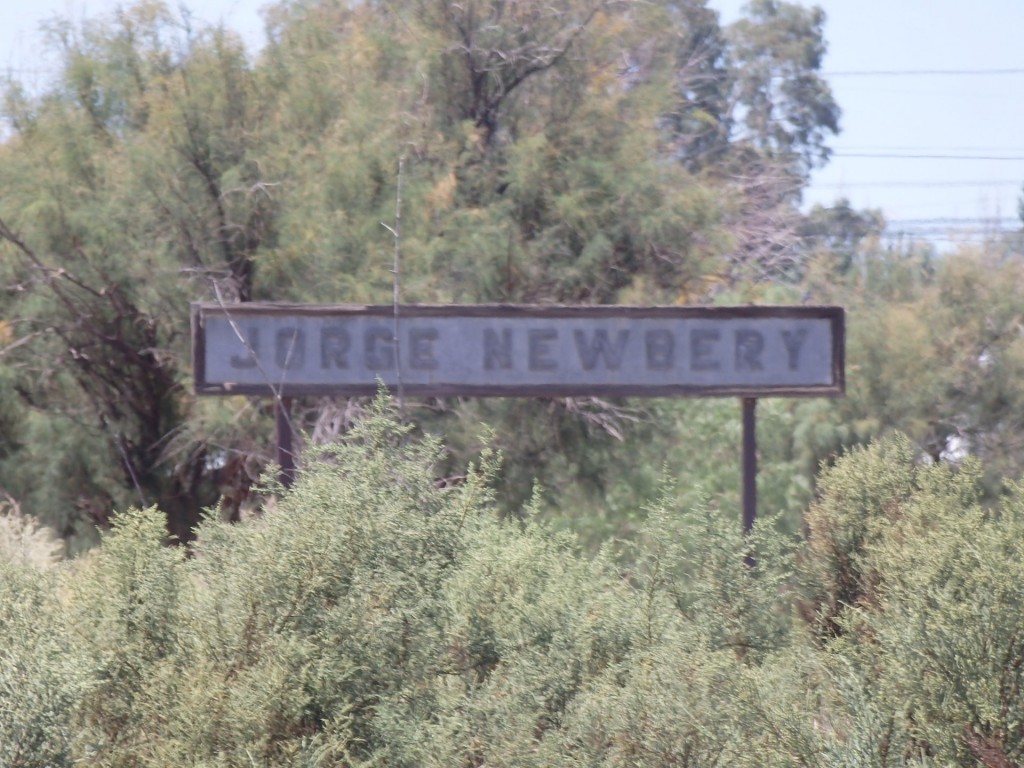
[0,559,90,767]
[803,434,1024,766]
[4,408,1024,766]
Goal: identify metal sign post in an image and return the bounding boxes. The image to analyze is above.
[193,303,844,515]
[742,397,758,534]
[274,396,295,488]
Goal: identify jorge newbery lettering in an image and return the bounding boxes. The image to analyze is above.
[227,322,812,375]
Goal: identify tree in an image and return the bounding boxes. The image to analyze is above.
[798,198,885,276]
[671,0,842,282]
[796,241,1024,500]
[409,0,611,147]
[1,0,843,545]
[0,4,271,542]
[726,0,839,175]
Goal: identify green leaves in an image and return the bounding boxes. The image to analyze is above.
[799,434,1024,766]
[3,403,1024,765]
[0,0,849,543]
[0,400,779,765]
[0,559,90,768]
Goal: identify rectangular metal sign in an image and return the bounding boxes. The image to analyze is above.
[192,303,844,398]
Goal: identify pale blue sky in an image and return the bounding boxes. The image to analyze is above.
[4,0,1024,247]
[715,0,1024,246]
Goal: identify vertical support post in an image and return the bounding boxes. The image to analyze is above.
[275,396,295,489]
[741,397,757,535]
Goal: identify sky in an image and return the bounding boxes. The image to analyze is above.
[3,0,1024,249]
[720,0,1024,247]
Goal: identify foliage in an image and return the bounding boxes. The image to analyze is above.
[0,559,91,767]
[0,496,65,567]
[799,245,1024,502]
[6,12,1024,763]
[0,0,841,546]
[800,434,970,638]
[802,433,1024,766]
[4,1,1024,761]
[3,402,1023,766]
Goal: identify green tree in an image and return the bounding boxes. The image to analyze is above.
[726,0,839,174]
[703,0,842,282]
[0,4,269,542]
[798,198,885,276]
[1,0,843,546]
[798,244,1024,499]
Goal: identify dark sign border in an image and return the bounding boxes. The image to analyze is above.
[192,303,845,399]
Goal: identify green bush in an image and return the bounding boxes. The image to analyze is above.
[0,559,90,767]
[802,434,1024,766]
[4,407,1024,766]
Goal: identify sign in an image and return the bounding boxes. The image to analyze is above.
[192,303,844,398]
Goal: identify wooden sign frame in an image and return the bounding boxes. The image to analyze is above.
[192,303,844,399]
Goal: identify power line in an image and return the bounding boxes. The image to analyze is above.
[815,180,1023,189]
[833,153,1024,161]
[832,145,1024,152]
[887,217,1018,225]
[824,68,1024,77]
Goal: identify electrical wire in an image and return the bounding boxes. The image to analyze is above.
[886,217,1018,225]
[832,153,1024,161]
[824,68,1024,77]
[815,180,1023,189]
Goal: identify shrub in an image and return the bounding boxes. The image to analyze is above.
[5,407,1022,766]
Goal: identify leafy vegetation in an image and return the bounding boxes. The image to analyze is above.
[0,0,844,544]
[2,403,1023,766]
[3,0,1024,759]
